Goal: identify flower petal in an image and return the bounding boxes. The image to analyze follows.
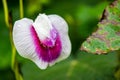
[33,14,53,41]
[13,18,34,58]
[48,15,71,64]
[13,18,48,69]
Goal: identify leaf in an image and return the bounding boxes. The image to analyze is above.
[21,51,116,80]
[81,0,120,54]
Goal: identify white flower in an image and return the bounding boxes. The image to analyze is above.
[13,14,71,69]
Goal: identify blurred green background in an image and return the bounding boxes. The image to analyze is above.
[0,0,118,80]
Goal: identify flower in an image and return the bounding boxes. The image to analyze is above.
[13,14,71,69]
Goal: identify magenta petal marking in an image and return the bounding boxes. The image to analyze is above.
[30,26,62,62]
[43,29,57,47]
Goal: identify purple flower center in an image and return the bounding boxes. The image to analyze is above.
[30,25,62,62]
[42,29,57,47]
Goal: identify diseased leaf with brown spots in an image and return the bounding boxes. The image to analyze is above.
[81,0,120,54]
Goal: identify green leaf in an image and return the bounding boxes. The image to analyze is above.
[21,51,116,80]
[81,0,120,54]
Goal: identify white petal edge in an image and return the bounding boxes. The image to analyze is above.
[13,18,48,69]
[48,15,71,66]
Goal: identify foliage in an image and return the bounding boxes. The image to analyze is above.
[21,52,116,80]
[81,0,120,54]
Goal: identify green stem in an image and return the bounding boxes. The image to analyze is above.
[2,0,23,80]
[19,0,24,18]
[2,0,9,27]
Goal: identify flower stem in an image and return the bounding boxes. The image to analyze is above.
[2,0,23,80]
[2,0,9,27]
[19,0,24,18]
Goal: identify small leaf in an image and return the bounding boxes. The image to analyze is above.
[81,0,120,54]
